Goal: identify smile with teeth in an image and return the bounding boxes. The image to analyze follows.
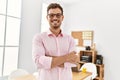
[52,20,58,22]
[52,20,59,24]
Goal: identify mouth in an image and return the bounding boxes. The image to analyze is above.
[52,20,59,23]
[51,20,59,25]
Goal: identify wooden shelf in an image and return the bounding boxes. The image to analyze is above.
[78,50,104,80]
[71,31,104,80]
[79,61,104,66]
[79,50,97,63]
[96,64,104,67]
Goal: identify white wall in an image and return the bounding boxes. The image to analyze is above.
[65,0,120,80]
[19,0,42,73]
[19,0,120,79]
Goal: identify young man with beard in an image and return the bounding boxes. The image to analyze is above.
[32,3,79,80]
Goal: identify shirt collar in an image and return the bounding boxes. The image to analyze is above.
[47,29,63,37]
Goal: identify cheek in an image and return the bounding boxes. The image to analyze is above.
[47,17,52,21]
[60,18,63,21]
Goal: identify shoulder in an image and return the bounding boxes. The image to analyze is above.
[33,32,47,40]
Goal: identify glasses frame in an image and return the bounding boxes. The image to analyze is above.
[47,13,63,18]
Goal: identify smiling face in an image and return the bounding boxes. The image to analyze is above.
[47,8,64,30]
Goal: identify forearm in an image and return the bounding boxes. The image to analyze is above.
[51,51,79,68]
[51,55,66,68]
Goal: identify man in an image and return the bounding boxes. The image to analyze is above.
[32,3,79,80]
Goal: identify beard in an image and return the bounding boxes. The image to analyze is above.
[53,23,60,29]
[53,26,60,29]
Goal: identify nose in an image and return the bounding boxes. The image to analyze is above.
[52,15,58,19]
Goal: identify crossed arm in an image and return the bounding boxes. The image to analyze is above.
[33,34,79,69]
[51,51,80,68]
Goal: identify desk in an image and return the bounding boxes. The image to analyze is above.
[72,72,92,80]
[11,74,36,80]
[10,72,91,80]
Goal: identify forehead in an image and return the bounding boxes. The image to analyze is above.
[48,8,62,14]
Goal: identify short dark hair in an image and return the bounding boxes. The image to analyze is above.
[47,3,63,15]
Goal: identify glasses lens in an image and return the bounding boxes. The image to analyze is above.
[56,14,62,18]
[48,13,62,18]
[49,14,54,18]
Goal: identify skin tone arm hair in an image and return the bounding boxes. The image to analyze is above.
[51,51,80,68]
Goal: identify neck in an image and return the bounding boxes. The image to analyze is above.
[50,28,61,36]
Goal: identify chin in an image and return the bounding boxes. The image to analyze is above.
[53,26,60,29]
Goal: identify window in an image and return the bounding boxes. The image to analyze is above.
[0,0,21,76]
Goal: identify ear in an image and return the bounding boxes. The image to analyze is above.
[61,15,64,21]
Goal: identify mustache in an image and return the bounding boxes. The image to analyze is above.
[52,19,58,21]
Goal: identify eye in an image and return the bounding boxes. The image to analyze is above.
[56,14,62,18]
[49,14,54,18]
[48,13,62,18]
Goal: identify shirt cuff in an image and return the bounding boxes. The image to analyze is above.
[39,56,52,69]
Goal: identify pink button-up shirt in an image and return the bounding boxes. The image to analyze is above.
[32,30,76,80]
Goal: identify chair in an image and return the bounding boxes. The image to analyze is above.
[33,72,39,79]
[8,69,29,80]
[80,63,97,80]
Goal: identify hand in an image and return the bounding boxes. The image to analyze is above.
[46,55,65,68]
[58,63,64,68]
[65,51,80,65]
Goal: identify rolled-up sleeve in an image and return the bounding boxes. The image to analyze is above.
[32,34,52,69]
[64,36,77,68]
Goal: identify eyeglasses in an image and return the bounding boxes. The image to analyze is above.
[47,13,63,18]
